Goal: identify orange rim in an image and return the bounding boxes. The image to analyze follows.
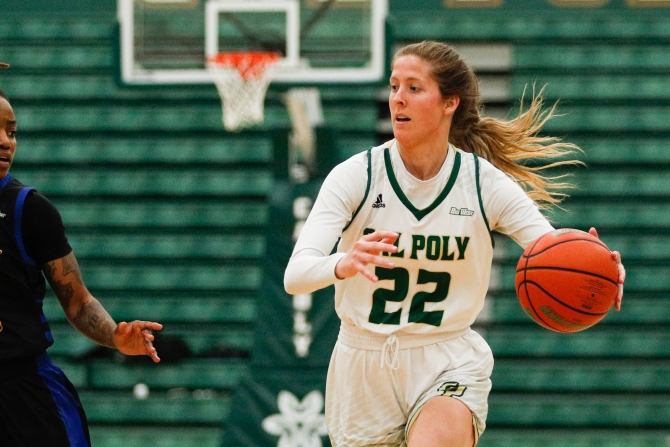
[207,51,280,79]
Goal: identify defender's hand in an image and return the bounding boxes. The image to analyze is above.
[114,321,163,363]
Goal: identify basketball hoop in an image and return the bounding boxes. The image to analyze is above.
[207,52,280,132]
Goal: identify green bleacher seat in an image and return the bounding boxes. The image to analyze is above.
[544,201,669,230]
[492,358,670,392]
[76,263,260,290]
[80,391,230,423]
[584,233,670,261]
[10,168,273,197]
[496,233,670,263]
[0,46,114,69]
[50,323,670,361]
[518,105,670,133]
[480,429,670,447]
[43,293,256,324]
[64,233,264,259]
[150,326,252,356]
[0,17,114,40]
[512,75,670,100]
[514,44,670,70]
[389,12,670,41]
[49,358,88,388]
[14,135,273,164]
[484,327,670,357]
[2,75,380,102]
[317,86,381,102]
[488,394,670,426]
[572,137,670,164]
[2,76,379,104]
[87,359,248,389]
[569,169,670,197]
[47,327,98,357]
[13,103,377,132]
[49,323,252,357]
[89,427,222,447]
[0,75,216,100]
[51,200,268,228]
[481,292,670,325]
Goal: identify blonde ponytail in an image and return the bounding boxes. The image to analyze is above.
[394,41,583,210]
[452,87,583,209]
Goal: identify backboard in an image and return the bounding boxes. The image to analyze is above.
[117,0,388,85]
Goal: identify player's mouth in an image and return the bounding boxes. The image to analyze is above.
[0,155,11,168]
[394,114,411,123]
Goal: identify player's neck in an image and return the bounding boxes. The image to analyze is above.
[395,139,450,181]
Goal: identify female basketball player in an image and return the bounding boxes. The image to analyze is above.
[0,88,162,446]
[284,41,625,447]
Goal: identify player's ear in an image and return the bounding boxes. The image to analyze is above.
[443,96,460,115]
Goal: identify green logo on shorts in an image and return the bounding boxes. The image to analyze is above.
[437,381,467,397]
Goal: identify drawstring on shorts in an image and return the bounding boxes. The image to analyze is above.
[380,334,400,369]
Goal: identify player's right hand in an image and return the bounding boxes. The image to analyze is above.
[114,321,163,363]
[334,230,399,282]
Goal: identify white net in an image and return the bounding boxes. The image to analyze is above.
[207,52,278,132]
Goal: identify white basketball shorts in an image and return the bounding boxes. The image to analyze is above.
[325,324,494,447]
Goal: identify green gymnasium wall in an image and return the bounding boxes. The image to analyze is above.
[391,0,670,11]
[5,0,670,16]
[3,0,114,14]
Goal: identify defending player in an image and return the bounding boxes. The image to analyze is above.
[284,41,625,446]
[0,88,162,446]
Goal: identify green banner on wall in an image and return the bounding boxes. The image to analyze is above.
[251,179,340,369]
[224,178,338,446]
[223,368,331,447]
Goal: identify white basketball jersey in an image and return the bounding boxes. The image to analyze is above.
[335,141,494,335]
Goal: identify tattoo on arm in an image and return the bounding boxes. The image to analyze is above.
[61,254,84,285]
[72,300,116,349]
[43,258,76,309]
[44,252,117,349]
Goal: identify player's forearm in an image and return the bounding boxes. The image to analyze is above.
[284,249,346,295]
[44,252,119,349]
[68,297,118,349]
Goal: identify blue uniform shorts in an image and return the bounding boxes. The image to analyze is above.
[0,353,91,447]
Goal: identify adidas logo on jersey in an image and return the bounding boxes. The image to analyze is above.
[372,194,386,208]
[450,207,474,216]
[0,211,5,218]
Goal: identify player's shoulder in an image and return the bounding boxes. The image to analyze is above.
[0,176,51,207]
[454,148,510,183]
[453,148,494,171]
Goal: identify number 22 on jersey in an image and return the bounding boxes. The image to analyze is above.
[369,267,451,327]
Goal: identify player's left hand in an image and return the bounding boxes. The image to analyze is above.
[114,321,163,363]
[589,227,625,311]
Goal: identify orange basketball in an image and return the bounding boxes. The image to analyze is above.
[515,228,618,333]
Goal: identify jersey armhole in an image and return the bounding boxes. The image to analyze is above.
[15,187,38,266]
[342,147,372,232]
[473,154,495,249]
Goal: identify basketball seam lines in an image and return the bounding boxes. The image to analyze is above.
[516,279,609,317]
[521,234,543,323]
[521,238,610,258]
[515,266,618,286]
